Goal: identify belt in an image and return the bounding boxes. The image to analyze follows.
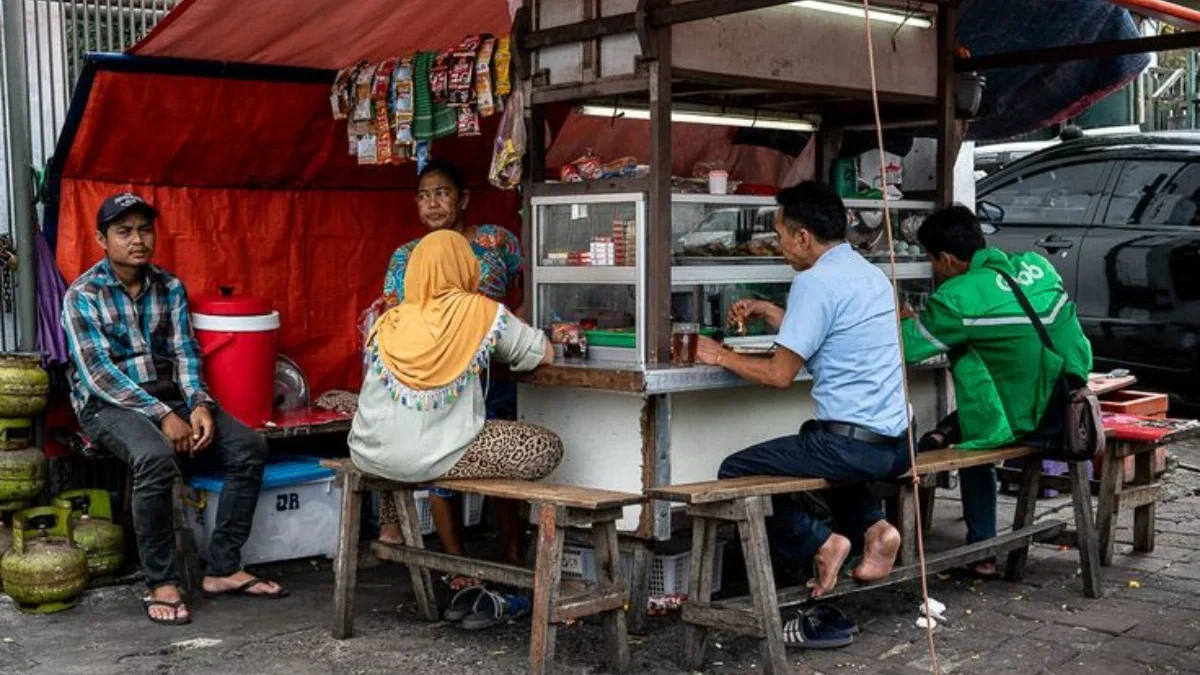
[809,420,905,446]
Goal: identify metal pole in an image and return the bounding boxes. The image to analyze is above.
[3,0,40,351]
[1188,50,1197,130]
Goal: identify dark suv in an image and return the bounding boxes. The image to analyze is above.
[976,133,1200,413]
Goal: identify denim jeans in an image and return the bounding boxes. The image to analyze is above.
[718,426,910,571]
[79,399,268,588]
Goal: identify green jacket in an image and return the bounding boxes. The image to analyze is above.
[901,248,1093,449]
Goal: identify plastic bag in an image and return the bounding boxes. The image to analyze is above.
[359,296,395,346]
[488,89,526,190]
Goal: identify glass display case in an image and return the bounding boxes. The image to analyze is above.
[531,193,937,363]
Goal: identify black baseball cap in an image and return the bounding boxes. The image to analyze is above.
[97,192,158,230]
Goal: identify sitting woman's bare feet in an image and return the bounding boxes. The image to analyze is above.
[376,524,404,549]
[143,584,190,625]
[853,520,901,582]
[808,534,851,599]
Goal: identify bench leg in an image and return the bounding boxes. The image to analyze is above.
[172,474,201,600]
[593,520,631,674]
[395,489,438,622]
[919,484,937,532]
[738,497,790,675]
[626,542,652,636]
[530,503,565,675]
[1069,461,1104,599]
[1096,444,1123,567]
[1005,459,1042,582]
[1132,451,1156,554]
[682,516,718,671]
[897,483,917,567]
[332,473,363,639]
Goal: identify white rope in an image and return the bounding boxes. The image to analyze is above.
[860,1,941,672]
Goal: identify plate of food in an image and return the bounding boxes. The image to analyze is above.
[725,342,777,356]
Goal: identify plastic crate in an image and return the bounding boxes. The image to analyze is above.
[463,493,485,527]
[413,491,486,535]
[561,542,725,596]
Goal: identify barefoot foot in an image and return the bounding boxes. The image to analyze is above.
[853,520,901,583]
[807,534,851,599]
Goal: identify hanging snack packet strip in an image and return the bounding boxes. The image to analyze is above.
[475,36,497,117]
[391,57,416,160]
[330,67,354,119]
[457,107,482,137]
[430,49,453,104]
[372,58,398,165]
[349,63,377,159]
[493,36,512,97]
[448,35,480,108]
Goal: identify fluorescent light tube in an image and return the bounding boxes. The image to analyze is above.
[791,1,932,29]
[577,105,818,132]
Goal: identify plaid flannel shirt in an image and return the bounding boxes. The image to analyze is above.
[62,258,212,421]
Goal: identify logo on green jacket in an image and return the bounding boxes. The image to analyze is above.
[995,261,1045,292]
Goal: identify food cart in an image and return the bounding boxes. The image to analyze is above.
[512,0,960,612]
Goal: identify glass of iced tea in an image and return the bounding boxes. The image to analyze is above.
[671,322,699,367]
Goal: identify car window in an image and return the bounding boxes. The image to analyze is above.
[981,161,1109,226]
[1103,160,1200,227]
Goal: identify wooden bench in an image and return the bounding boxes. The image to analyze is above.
[645,446,1101,675]
[1096,417,1200,566]
[321,458,644,675]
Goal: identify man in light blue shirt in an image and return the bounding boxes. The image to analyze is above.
[696,182,910,599]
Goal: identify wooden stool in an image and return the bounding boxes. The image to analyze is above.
[323,458,643,675]
[647,446,1100,675]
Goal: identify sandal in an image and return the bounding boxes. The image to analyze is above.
[782,612,854,650]
[461,589,531,631]
[444,585,488,622]
[142,597,192,626]
[804,603,859,635]
[202,576,290,599]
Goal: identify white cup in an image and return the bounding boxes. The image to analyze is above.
[708,170,728,195]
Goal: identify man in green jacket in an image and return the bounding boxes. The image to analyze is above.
[900,206,1092,576]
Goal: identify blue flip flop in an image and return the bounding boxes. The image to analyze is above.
[461,589,532,631]
[443,585,487,622]
[805,603,859,635]
[782,612,855,650]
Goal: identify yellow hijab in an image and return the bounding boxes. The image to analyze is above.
[369,230,503,408]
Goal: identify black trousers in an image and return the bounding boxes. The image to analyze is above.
[79,399,267,588]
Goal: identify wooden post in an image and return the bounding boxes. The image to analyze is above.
[172,474,202,601]
[1069,461,1104,599]
[593,520,631,673]
[645,27,673,364]
[897,482,917,567]
[1096,443,1123,566]
[1132,450,1156,554]
[737,497,790,675]
[934,0,958,206]
[683,516,718,671]
[1005,459,1042,581]
[626,540,653,635]
[530,503,566,675]
[332,472,363,639]
[396,489,438,621]
[522,95,546,324]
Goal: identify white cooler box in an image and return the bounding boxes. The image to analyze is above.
[185,455,341,566]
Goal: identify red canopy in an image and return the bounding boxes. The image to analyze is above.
[52,0,798,396]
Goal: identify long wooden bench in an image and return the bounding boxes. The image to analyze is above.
[645,446,1101,675]
[321,458,645,675]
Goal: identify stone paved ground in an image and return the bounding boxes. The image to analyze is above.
[2,443,1199,675]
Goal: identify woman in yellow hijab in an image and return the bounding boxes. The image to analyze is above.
[350,230,560,629]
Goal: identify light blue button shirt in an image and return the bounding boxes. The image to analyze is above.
[775,243,907,437]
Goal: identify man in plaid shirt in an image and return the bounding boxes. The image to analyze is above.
[63,193,286,625]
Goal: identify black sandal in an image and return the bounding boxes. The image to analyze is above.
[202,576,290,599]
[142,597,192,625]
